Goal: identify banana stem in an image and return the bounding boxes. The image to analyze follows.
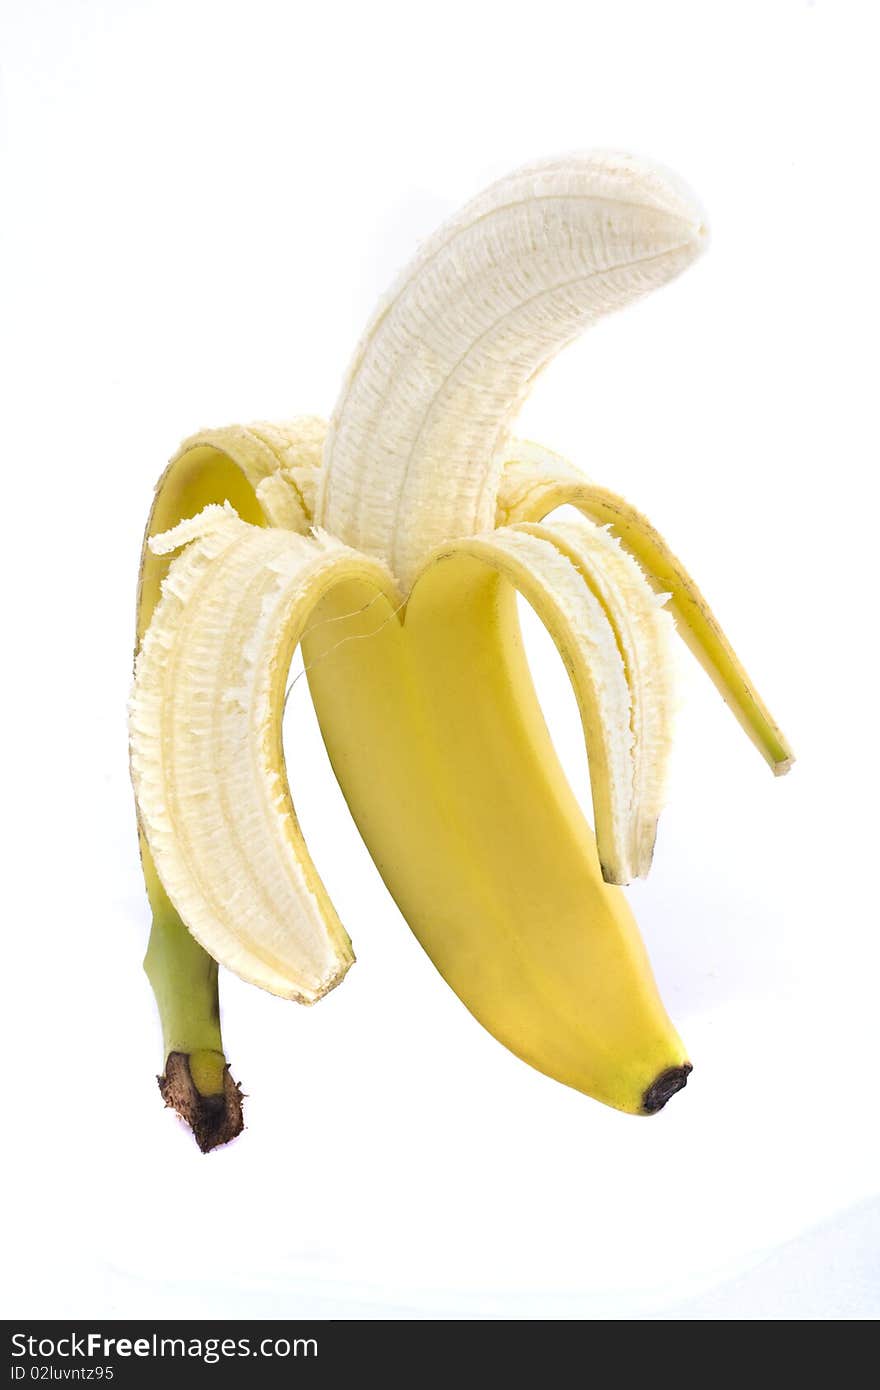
[141,837,243,1152]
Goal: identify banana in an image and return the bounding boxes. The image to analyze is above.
[130,153,792,1147]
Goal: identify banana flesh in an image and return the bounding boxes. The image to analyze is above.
[319,153,705,588]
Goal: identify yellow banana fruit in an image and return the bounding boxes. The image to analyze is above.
[129,153,792,1149]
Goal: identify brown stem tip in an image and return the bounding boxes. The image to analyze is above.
[641,1063,693,1115]
[158,1052,244,1152]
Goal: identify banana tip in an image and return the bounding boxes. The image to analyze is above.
[641,1062,692,1114]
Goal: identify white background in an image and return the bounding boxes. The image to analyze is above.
[2,0,879,1319]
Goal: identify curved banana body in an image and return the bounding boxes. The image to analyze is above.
[129,154,792,1146]
[303,553,688,1114]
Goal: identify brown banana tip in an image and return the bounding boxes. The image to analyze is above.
[158,1051,244,1153]
[641,1062,692,1115]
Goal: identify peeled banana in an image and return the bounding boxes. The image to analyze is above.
[129,153,792,1149]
